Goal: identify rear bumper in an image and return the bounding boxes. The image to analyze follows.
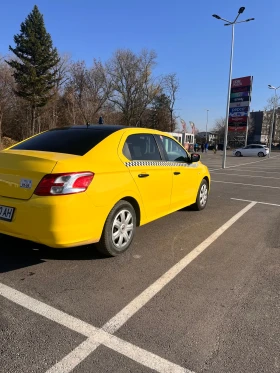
[0,194,109,248]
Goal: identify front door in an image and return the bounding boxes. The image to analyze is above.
[156,135,199,210]
[123,133,173,221]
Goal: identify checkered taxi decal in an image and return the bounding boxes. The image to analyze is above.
[124,161,198,168]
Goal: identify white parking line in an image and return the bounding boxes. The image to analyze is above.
[102,201,256,334]
[0,283,190,373]
[233,166,280,170]
[213,169,280,175]
[211,172,280,180]
[231,198,280,207]
[209,154,280,171]
[0,202,256,373]
[212,180,280,189]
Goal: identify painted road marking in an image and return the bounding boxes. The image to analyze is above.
[0,283,190,373]
[209,154,280,171]
[212,169,280,175]
[0,202,257,373]
[211,172,280,180]
[102,202,257,334]
[212,180,280,189]
[231,198,280,207]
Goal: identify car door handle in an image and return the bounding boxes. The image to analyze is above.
[173,172,181,175]
[138,173,149,178]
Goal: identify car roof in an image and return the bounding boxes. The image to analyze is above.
[49,125,172,137]
[50,125,128,132]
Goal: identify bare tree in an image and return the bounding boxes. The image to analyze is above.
[107,49,160,126]
[86,59,113,119]
[265,94,280,111]
[65,59,112,125]
[212,116,254,146]
[162,73,179,131]
[67,61,89,123]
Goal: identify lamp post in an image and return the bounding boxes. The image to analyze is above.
[268,85,280,158]
[205,109,209,143]
[212,7,254,168]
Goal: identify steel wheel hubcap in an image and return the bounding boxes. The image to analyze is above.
[112,209,134,249]
[200,184,208,206]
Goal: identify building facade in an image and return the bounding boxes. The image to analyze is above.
[249,109,280,144]
[196,132,218,144]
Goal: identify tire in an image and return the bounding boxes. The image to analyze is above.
[258,152,265,157]
[235,151,241,157]
[97,200,136,257]
[192,179,209,211]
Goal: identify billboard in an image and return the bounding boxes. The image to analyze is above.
[228,76,253,132]
[230,96,251,103]
[230,101,250,108]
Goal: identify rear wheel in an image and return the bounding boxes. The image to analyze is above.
[97,200,136,257]
[192,179,209,211]
[235,151,241,157]
[258,152,265,157]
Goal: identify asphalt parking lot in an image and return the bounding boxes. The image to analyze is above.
[1,151,280,373]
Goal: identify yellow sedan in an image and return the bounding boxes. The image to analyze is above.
[0,125,210,256]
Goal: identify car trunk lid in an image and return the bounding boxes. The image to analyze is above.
[0,150,77,200]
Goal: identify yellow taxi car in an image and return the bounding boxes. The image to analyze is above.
[0,125,210,256]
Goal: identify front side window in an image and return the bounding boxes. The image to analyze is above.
[157,135,189,162]
[123,134,161,161]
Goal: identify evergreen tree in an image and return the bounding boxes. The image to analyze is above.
[6,5,60,135]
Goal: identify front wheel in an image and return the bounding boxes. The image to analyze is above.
[192,179,209,211]
[97,200,136,257]
[235,151,241,157]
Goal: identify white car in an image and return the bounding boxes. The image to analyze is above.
[233,144,269,157]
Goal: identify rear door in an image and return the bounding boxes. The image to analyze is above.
[122,133,173,221]
[252,145,264,155]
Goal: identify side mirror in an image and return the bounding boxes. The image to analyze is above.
[191,153,200,163]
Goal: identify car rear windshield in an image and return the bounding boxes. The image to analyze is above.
[11,128,116,156]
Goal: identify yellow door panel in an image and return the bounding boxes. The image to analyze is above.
[118,133,173,221]
[155,134,199,210]
[170,163,199,210]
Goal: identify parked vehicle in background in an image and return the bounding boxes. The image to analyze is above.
[233,144,269,157]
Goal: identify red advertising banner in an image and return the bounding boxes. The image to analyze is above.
[231,76,252,88]
[228,116,248,123]
[228,126,247,132]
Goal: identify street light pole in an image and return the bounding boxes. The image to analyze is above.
[223,23,234,169]
[205,109,209,143]
[212,7,254,168]
[268,84,280,158]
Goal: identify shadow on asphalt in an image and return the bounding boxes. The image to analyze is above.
[0,234,104,274]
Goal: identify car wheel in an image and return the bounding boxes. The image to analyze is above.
[258,152,265,157]
[192,179,209,211]
[235,151,241,157]
[97,200,136,257]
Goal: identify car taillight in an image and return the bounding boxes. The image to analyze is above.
[34,172,94,196]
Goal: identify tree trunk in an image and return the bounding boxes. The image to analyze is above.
[31,105,36,136]
[37,115,41,133]
[0,112,3,150]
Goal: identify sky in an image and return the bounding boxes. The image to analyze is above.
[1,0,279,132]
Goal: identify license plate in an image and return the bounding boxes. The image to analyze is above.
[0,205,15,222]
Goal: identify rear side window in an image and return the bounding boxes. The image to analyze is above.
[123,134,162,160]
[11,128,114,156]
